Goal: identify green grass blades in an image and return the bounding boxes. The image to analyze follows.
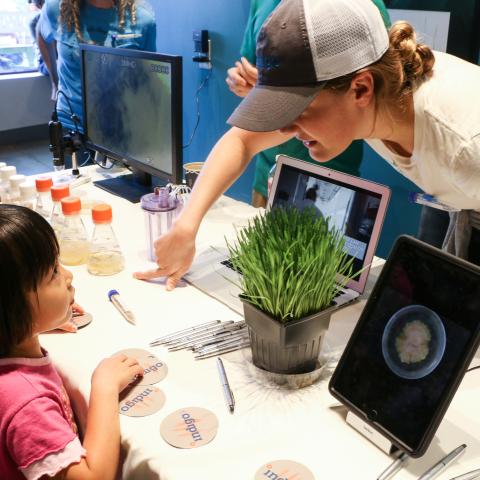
[227,207,354,322]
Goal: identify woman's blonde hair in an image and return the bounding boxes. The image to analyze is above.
[59,0,137,43]
[326,21,435,116]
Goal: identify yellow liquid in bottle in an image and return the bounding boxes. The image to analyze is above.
[87,251,125,276]
[59,241,89,266]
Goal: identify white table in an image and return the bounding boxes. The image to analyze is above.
[40,166,480,480]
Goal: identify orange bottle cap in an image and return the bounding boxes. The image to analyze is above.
[92,203,112,223]
[61,196,82,215]
[35,176,53,192]
[51,185,70,201]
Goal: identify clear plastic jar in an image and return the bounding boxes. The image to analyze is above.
[0,165,17,203]
[34,176,53,219]
[50,184,70,236]
[87,204,125,276]
[19,182,37,209]
[8,174,26,204]
[58,196,89,266]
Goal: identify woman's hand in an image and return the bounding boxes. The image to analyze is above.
[133,224,196,291]
[226,57,258,97]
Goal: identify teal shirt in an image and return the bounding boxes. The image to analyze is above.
[240,0,391,197]
[40,0,156,132]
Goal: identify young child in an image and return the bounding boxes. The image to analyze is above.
[0,205,143,480]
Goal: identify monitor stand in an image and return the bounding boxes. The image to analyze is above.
[93,170,167,203]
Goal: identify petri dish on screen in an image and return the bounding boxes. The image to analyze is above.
[382,304,446,380]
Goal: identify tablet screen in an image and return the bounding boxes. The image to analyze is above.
[329,236,480,455]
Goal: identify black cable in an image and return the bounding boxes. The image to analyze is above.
[466,364,480,373]
[183,70,212,149]
[55,90,81,134]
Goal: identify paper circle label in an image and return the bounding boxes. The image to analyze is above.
[254,460,315,480]
[160,407,218,449]
[72,312,93,329]
[119,385,165,417]
[114,348,168,385]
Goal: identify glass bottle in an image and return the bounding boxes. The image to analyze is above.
[19,182,37,210]
[0,165,17,203]
[87,204,125,276]
[50,184,70,236]
[34,176,53,219]
[8,174,26,205]
[58,196,89,266]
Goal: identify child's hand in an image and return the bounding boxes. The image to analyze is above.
[92,355,144,393]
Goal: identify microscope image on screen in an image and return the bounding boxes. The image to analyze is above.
[382,304,447,380]
[84,51,173,175]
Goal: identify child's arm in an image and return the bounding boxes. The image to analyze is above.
[53,354,143,480]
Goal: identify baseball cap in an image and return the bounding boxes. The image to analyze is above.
[227,0,389,132]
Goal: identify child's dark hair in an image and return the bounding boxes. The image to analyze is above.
[0,205,59,356]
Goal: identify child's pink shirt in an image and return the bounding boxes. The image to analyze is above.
[0,351,86,480]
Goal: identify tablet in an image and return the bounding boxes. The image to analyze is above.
[329,235,480,457]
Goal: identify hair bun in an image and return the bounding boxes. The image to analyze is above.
[390,21,435,86]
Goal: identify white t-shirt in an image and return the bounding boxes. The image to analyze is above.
[366,51,480,211]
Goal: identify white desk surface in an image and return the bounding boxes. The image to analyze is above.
[39,166,480,480]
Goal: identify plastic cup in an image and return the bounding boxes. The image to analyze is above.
[183,162,204,188]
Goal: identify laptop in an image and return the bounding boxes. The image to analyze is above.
[185,155,390,315]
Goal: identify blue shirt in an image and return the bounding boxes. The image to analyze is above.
[40,0,156,132]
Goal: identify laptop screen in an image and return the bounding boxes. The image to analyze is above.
[271,162,384,282]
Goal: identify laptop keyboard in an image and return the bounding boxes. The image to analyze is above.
[221,258,242,275]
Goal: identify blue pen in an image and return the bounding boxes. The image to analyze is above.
[108,289,136,325]
[408,192,460,212]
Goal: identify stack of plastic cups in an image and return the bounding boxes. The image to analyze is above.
[8,174,26,205]
[50,184,70,236]
[0,165,17,203]
[0,162,6,202]
[34,176,53,219]
[58,197,89,266]
[87,204,125,276]
[19,182,37,210]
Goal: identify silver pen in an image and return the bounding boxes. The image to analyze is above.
[377,452,409,480]
[195,332,249,353]
[189,329,248,351]
[107,289,135,325]
[447,468,480,480]
[216,357,235,414]
[166,323,239,350]
[195,339,250,359]
[149,320,221,345]
[418,444,467,480]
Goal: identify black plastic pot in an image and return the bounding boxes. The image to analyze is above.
[242,299,335,374]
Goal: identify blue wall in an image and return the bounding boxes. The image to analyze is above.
[152,1,421,256]
[152,0,254,204]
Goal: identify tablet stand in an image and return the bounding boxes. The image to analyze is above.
[346,411,398,455]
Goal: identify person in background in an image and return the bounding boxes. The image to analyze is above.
[134,0,480,289]
[0,204,143,480]
[29,0,57,92]
[37,0,156,133]
[226,0,391,207]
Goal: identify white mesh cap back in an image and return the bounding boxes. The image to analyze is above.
[304,0,389,81]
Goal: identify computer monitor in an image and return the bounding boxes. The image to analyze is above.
[80,44,183,202]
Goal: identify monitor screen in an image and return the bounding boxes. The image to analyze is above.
[272,163,383,276]
[80,45,182,189]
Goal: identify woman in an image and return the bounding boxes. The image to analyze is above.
[225,0,392,207]
[135,0,480,289]
[37,0,156,132]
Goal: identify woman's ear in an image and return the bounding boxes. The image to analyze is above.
[350,70,375,107]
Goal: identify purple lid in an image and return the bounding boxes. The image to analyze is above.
[140,187,178,212]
